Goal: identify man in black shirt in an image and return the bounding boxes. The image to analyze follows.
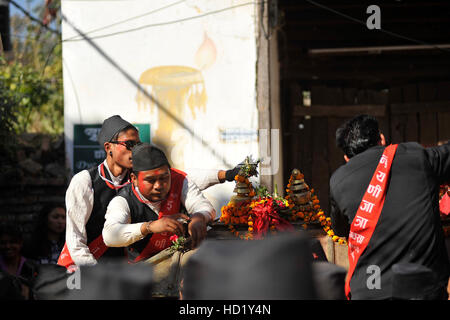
[330,114,450,299]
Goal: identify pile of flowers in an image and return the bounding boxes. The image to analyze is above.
[220,160,347,245]
[248,196,294,239]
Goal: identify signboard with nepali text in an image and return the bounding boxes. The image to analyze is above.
[73,123,150,174]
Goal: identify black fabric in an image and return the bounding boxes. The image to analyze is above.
[312,261,347,300]
[330,142,450,299]
[65,260,153,300]
[131,143,170,172]
[310,238,328,261]
[182,232,317,300]
[391,263,445,300]
[97,115,134,146]
[118,184,159,262]
[87,166,128,259]
[33,261,153,300]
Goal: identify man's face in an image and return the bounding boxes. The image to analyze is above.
[132,165,171,202]
[105,128,140,169]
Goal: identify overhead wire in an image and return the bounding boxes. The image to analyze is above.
[303,0,450,53]
[62,1,262,42]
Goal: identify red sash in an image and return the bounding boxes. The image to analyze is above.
[131,168,187,262]
[57,235,108,270]
[345,144,398,300]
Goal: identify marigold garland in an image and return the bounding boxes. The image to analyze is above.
[285,170,347,245]
[220,169,347,245]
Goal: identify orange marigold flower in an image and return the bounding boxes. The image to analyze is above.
[248,221,253,226]
[248,227,253,232]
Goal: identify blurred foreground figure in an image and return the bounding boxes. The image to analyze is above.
[182,232,345,300]
[33,260,153,300]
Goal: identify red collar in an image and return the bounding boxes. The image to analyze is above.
[99,163,130,190]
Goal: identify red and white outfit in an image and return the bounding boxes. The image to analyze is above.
[64,160,218,266]
[102,169,215,256]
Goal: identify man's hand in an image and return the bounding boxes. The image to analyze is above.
[142,213,189,236]
[217,161,244,183]
[188,213,208,248]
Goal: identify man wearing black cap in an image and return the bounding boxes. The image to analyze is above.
[58,115,140,268]
[59,116,239,269]
[330,114,450,299]
[102,143,215,262]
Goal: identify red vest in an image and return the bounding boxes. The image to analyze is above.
[129,168,187,262]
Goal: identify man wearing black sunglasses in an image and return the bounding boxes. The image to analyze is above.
[58,115,140,269]
[59,115,242,269]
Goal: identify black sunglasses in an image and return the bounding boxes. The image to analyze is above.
[110,140,140,151]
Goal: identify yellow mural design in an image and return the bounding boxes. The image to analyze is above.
[136,66,207,168]
[135,32,216,169]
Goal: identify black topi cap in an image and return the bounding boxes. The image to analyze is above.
[97,115,135,146]
[132,143,170,172]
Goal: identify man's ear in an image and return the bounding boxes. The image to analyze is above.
[344,155,350,163]
[104,142,112,155]
[379,133,386,146]
[130,172,137,185]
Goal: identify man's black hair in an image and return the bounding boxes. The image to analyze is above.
[336,114,381,158]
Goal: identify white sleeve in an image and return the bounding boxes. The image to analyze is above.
[103,196,146,247]
[184,169,220,191]
[65,170,97,266]
[181,176,216,222]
